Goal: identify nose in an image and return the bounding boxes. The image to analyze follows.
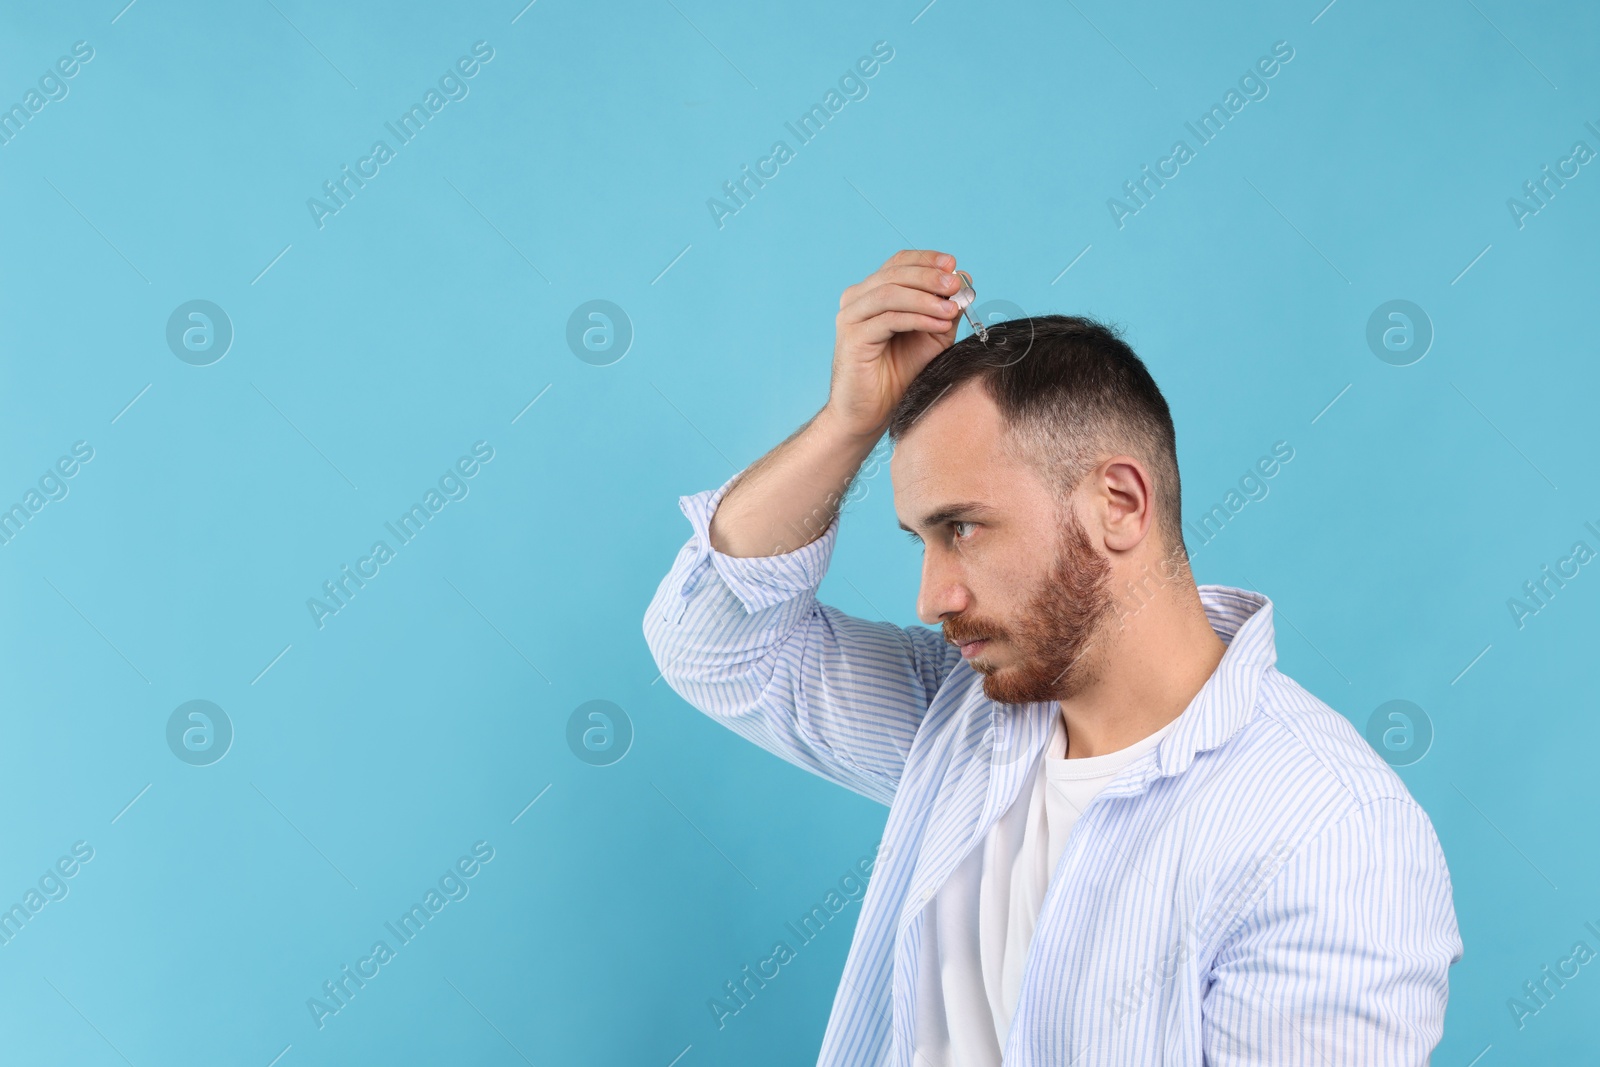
[916,551,971,626]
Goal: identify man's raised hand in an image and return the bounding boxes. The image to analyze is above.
[826,249,966,440]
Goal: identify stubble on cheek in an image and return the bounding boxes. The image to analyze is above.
[977,511,1114,705]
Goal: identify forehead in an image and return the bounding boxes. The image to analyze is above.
[890,380,1028,524]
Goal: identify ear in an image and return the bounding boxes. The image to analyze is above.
[1096,456,1154,553]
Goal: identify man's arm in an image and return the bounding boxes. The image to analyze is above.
[643,461,962,806]
[705,403,878,558]
[643,250,972,806]
[1202,796,1464,1065]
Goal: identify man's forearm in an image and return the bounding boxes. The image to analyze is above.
[709,406,884,558]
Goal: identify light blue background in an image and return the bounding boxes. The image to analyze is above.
[1,0,1595,1063]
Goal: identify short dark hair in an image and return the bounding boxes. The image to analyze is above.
[886,314,1184,553]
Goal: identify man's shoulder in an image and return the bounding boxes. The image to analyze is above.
[1238,667,1427,814]
[1181,669,1455,918]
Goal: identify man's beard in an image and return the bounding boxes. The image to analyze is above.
[942,507,1115,705]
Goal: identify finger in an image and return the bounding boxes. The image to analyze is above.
[872,264,964,298]
[843,267,958,309]
[839,283,960,326]
[845,252,956,308]
[881,249,957,272]
[853,310,961,341]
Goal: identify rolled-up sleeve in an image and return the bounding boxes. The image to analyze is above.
[1202,795,1464,1066]
[642,468,961,807]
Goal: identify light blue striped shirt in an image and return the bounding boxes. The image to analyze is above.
[644,469,1463,1066]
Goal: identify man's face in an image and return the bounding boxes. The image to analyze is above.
[892,380,1116,705]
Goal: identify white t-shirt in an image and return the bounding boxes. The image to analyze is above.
[912,711,1179,1064]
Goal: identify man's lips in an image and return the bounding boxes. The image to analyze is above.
[957,637,990,658]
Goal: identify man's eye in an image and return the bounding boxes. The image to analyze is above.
[953,521,977,540]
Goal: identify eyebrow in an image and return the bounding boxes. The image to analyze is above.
[897,501,998,536]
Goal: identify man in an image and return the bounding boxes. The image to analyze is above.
[643,250,1462,1065]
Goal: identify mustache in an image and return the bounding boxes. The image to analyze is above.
[943,620,995,645]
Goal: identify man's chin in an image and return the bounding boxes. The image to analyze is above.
[979,668,1043,706]
[978,660,1083,705]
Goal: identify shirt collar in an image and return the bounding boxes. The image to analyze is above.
[1100,583,1279,795]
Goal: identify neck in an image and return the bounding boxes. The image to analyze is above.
[1057,579,1225,759]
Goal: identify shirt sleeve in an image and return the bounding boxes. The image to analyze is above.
[1201,795,1464,1066]
[642,467,963,807]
